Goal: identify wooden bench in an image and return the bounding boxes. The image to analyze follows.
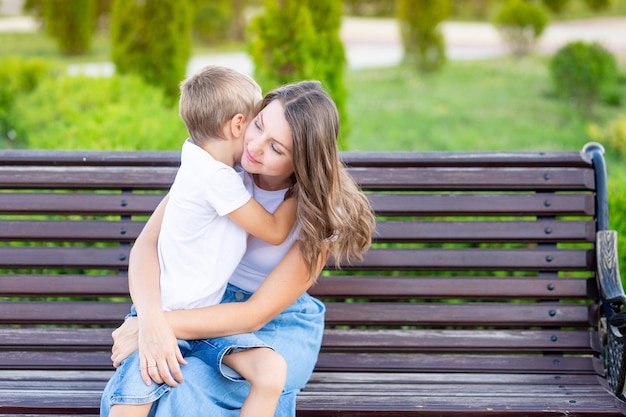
[1,142,626,416]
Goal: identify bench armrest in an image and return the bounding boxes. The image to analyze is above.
[597,230,626,398]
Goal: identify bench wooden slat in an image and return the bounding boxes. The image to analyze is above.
[0,302,130,325]
[0,247,594,271]
[0,149,592,168]
[0,166,595,191]
[348,167,595,190]
[0,275,129,297]
[320,329,596,352]
[296,392,626,416]
[0,301,591,327]
[0,247,131,269]
[323,302,592,327]
[1,275,592,299]
[311,276,594,299]
[0,220,144,242]
[347,248,594,271]
[0,193,163,215]
[375,220,595,243]
[368,193,595,216]
[0,167,177,189]
[314,353,596,373]
[0,219,594,244]
[0,328,595,353]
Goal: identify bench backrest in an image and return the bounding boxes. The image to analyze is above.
[0,147,605,378]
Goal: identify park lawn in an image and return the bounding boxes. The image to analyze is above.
[345,57,626,180]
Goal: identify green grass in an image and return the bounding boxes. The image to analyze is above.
[346,57,625,153]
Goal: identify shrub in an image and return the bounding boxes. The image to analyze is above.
[608,178,626,283]
[588,117,626,156]
[304,0,349,148]
[191,0,247,44]
[550,41,618,115]
[110,0,193,101]
[248,0,316,90]
[10,74,187,150]
[43,0,98,55]
[0,57,52,147]
[584,0,612,11]
[397,0,451,72]
[541,0,570,13]
[249,0,349,148]
[494,0,549,56]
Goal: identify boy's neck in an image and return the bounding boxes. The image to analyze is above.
[192,137,238,168]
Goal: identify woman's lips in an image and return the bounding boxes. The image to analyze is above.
[245,149,259,164]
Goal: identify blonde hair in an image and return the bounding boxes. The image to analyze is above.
[261,81,376,280]
[179,65,262,143]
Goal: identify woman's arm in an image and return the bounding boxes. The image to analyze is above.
[115,193,187,387]
[166,240,320,339]
[112,239,327,378]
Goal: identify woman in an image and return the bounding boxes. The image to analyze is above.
[107,80,376,416]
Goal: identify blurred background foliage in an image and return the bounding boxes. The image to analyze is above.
[0,0,625,265]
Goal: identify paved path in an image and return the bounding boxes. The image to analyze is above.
[1,14,625,77]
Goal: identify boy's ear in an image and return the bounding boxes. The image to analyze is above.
[229,114,245,138]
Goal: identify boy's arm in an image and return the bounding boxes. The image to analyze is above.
[228,195,296,245]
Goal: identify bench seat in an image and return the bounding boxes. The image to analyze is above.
[1,143,625,416]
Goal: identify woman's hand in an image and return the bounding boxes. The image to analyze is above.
[111,314,187,387]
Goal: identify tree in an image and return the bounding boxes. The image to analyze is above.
[110,0,193,100]
[248,0,349,148]
[43,0,97,55]
[397,0,451,72]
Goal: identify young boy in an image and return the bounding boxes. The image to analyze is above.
[102,65,291,417]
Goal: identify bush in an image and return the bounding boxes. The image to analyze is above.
[550,41,618,115]
[248,0,316,90]
[43,0,97,55]
[110,0,193,101]
[397,0,451,72]
[584,0,612,11]
[541,0,570,13]
[191,0,248,44]
[0,57,52,147]
[494,0,549,56]
[588,117,626,156]
[10,74,187,150]
[608,178,626,284]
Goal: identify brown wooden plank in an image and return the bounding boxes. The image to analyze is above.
[0,193,163,215]
[336,248,594,271]
[310,276,595,300]
[0,149,592,168]
[314,352,597,373]
[375,220,595,243]
[0,220,145,242]
[0,247,131,269]
[368,193,595,216]
[0,328,595,354]
[0,302,130,325]
[348,167,595,191]
[0,351,114,371]
[296,391,626,416]
[0,166,176,189]
[0,275,129,297]
[319,329,595,353]
[0,328,114,348]
[339,150,592,168]
[306,371,602,385]
[323,302,592,327]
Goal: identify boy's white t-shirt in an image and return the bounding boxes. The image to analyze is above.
[158,139,252,311]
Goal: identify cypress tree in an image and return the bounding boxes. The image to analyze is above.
[43,0,97,55]
[397,0,451,72]
[248,0,316,90]
[249,0,349,148]
[110,0,193,100]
